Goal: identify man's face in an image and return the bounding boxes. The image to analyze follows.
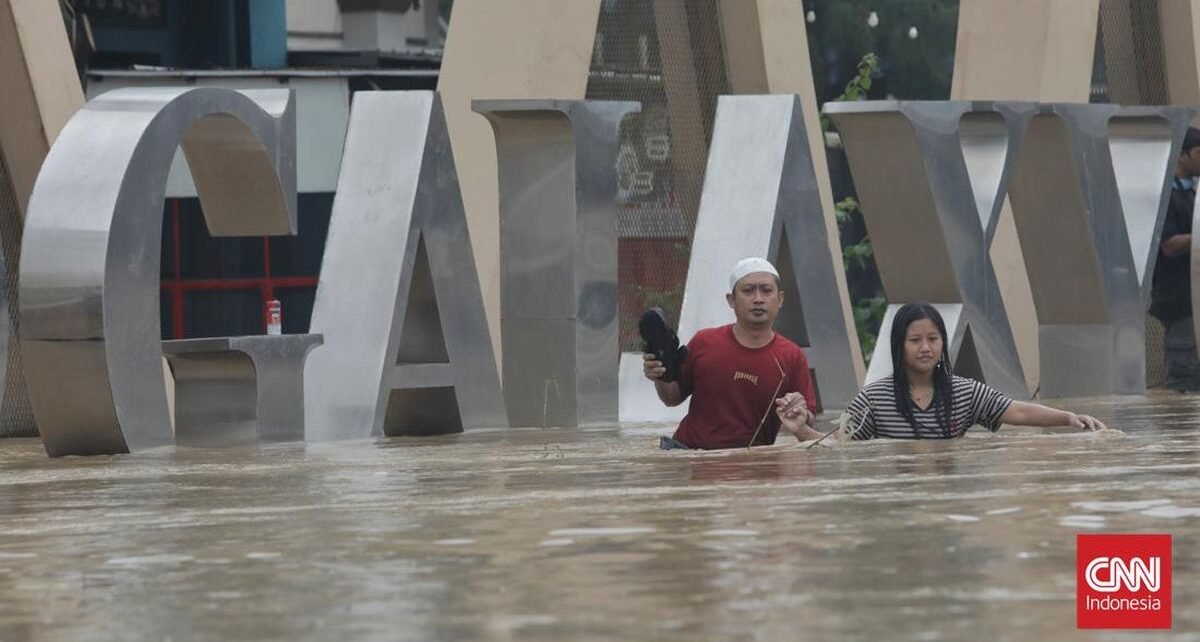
[1181,147,1200,176]
[726,273,783,329]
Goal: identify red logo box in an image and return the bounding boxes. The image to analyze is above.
[1077,534,1172,629]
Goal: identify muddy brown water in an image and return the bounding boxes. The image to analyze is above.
[0,393,1196,641]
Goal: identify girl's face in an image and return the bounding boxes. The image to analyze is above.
[903,318,943,376]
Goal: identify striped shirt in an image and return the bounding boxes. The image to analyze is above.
[845,375,1013,440]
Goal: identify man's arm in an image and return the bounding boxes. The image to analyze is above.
[643,353,687,406]
[1162,233,1191,259]
[654,380,686,406]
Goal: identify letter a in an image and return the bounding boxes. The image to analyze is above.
[305,92,507,439]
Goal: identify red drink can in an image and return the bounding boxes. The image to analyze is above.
[266,299,282,335]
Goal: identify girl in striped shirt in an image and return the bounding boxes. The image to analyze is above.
[842,302,1106,440]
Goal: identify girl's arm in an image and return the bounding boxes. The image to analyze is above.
[1000,401,1106,431]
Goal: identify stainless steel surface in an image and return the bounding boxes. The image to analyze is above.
[827,100,1188,397]
[0,394,1196,640]
[166,349,257,449]
[670,95,860,412]
[305,92,506,441]
[86,74,348,199]
[1007,104,1190,397]
[824,101,1029,397]
[19,87,297,456]
[474,99,640,427]
[164,334,323,447]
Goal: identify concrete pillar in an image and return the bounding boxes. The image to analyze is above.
[0,0,84,437]
[1160,0,1200,105]
[950,0,1101,396]
[442,0,863,386]
[715,0,864,382]
[952,0,1100,102]
[0,0,84,216]
[438,0,602,372]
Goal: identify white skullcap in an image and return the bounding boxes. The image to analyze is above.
[729,257,779,291]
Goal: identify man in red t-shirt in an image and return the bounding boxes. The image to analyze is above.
[643,258,822,449]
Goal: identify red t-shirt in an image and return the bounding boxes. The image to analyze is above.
[673,325,817,449]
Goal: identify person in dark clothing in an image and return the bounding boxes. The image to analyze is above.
[1150,127,1200,391]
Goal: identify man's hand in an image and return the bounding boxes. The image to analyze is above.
[776,393,821,441]
[643,353,666,381]
[1162,233,1191,259]
[644,353,685,406]
[775,392,809,421]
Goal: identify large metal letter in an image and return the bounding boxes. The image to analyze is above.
[164,334,323,447]
[305,92,506,440]
[619,94,864,421]
[474,99,639,427]
[20,87,297,456]
[825,101,1030,397]
[1007,104,1190,396]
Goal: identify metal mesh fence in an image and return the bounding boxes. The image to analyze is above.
[0,153,38,437]
[1093,0,1169,106]
[587,0,729,350]
[1092,0,1171,388]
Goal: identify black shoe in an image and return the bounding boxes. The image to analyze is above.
[640,308,689,383]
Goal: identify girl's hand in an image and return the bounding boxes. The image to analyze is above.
[1069,413,1106,431]
[775,392,809,421]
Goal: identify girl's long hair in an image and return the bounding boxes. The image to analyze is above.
[890,302,954,438]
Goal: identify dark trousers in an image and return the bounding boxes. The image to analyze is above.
[659,436,691,450]
[1163,317,1200,390]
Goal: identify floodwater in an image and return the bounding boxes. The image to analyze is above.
[0,393,1197,641]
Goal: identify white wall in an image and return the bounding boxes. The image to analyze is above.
[341,9,437,51]
[287,0,344,50]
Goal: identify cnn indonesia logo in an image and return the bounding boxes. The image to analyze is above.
[1077,534,1172,629]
